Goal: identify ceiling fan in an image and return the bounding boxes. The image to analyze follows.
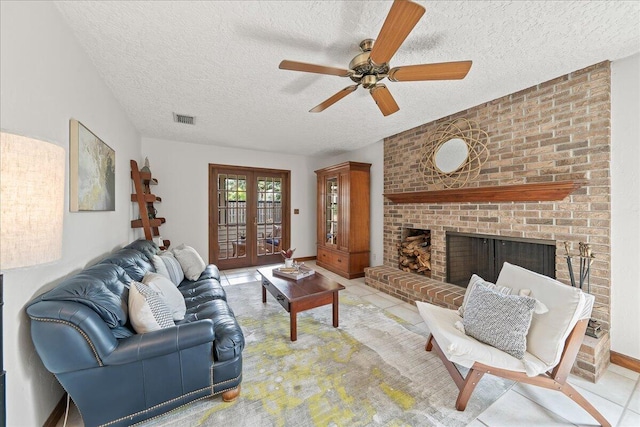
[279,0,472,117]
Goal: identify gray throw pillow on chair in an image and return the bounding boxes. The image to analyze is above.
[462,282,536,359]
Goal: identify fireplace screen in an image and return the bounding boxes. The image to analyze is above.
[446,232,555,286]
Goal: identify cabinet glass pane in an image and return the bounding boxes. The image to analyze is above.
[325,178,338,245]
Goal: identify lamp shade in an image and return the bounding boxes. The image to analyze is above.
[0,132,65,269]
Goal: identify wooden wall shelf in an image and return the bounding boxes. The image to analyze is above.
[384,181,584,204]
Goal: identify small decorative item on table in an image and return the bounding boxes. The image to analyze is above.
[273,263,315,280]
[281,247,296,268]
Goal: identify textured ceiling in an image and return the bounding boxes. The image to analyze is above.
[54,1,640,156]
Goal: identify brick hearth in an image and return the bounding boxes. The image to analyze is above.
[368,61,611,382]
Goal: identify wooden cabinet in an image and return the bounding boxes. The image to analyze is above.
[315,162,371,279]
[130,159,170,249]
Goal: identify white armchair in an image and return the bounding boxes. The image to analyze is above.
[417,262,609,427]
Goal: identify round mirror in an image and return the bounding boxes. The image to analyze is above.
[434,138,469,173]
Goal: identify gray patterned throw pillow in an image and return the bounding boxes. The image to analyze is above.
[462,282,536,359]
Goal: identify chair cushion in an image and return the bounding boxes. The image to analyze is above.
[462,283,536,359]
[417,301,550,376]
[496,262,586,367]
[265,238,280,247]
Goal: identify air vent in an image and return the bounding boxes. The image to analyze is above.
[173,113,196,125]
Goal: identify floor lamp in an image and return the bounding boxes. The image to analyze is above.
[0,132,65,426]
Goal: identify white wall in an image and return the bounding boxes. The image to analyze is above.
[314,141,385,267]
[141,137,318,259]
[0,2,141,425]
[611,53,640,360]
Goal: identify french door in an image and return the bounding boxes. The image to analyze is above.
[209,164,290,269]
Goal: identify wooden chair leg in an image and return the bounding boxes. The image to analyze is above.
[455,368,485,411]
[561,382,611,427]
[425,334,434,352]
[222,385,241,402]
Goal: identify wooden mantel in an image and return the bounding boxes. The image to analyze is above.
[384,181,584,204]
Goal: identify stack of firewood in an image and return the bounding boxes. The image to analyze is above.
[397,233,431,274]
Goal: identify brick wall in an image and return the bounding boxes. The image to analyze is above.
[381,62,611,380]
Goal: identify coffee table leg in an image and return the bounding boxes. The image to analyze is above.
[333,292,339,327]
[290,309,297,341]
[262,283,266,303]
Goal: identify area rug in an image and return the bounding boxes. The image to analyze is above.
[140,281,512,426]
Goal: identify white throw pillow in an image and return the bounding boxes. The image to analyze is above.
[152,252,184,285]
[172,244,206,281]
[128,281,175,334]
[143,272,186,321]
[152,254,170,278]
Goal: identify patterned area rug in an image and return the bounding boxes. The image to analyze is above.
[141,281,512,426]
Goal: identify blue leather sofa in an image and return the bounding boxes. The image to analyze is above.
[26,240,244,426]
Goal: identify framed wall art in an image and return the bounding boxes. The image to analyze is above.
[69,119,115,211]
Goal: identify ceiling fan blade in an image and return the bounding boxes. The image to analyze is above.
[369,0,426,66]
[310,85,358,113]
[370,85,399,116]
[388,61,473,82]
[279,60,351,77]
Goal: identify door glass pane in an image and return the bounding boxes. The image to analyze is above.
[326,177,338,245]
[217,174,247,259]
[257,176,283,256]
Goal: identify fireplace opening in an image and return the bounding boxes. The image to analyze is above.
[446,232,555,287]
[399,228,431,277]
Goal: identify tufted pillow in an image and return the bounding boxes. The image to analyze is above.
[462,282,536,360]
[143,272,186,321]
[458,274,512,317]
[128,281,175,334]
[152,252,184,285]
[172,244,206,281]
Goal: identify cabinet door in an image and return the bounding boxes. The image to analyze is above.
[324,175,339,247]
[338,171,350,251]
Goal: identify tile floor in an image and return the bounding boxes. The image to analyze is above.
[58,261,640,426]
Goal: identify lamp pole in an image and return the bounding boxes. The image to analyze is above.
[1,273,5,427]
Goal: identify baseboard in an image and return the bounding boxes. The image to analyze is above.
[611,351,640,373]
[295,256,316,262]
[43,393,67,427]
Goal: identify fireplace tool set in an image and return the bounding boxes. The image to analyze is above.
[564,241,602,338]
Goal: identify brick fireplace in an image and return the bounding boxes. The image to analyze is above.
[366,61,611,381]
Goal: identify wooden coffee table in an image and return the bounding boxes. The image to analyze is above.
[257,267,345,341]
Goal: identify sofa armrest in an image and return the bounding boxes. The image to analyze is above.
[102,319,215,365]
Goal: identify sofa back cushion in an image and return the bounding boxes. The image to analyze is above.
[124,239,159,263]
[32,263,131,328]
[495,262,587,367]
[100,248,154,282]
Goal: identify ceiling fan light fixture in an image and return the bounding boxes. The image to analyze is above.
[362,74,378,89]
[277,0,469,116]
